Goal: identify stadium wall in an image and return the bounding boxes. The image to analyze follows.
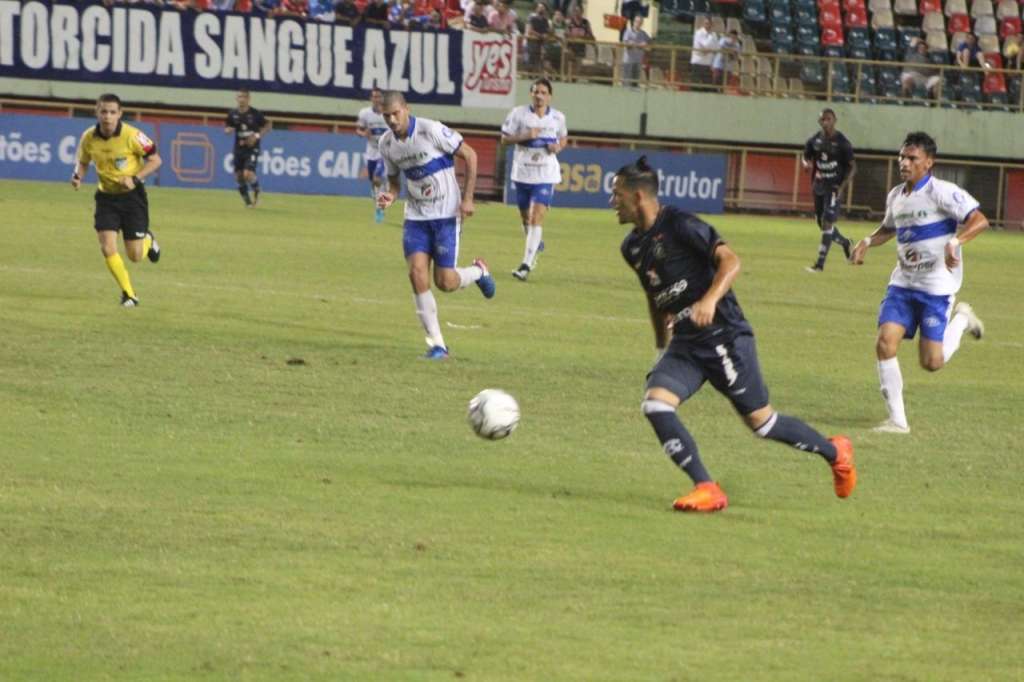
[2,76,1020,160]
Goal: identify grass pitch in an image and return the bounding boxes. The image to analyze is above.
[1,179,1022,681]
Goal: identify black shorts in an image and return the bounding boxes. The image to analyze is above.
[646,332,771,416]
[814,190,840,228]
[233,145,260,173]
[94,184,149,238]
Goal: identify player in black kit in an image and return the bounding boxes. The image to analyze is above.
[802,108,856,272]
[614,157,856,512]
[225,88,270,208]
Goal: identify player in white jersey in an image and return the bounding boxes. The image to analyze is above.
[356,88,389,223]
[850,132,988,434]
[501,78,568,281]
[375,91,496,360]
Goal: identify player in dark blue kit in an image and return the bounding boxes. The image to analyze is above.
[225,88,270,208]
[802,108,856,272]
[614,157,856,512]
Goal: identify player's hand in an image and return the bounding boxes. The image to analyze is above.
[689,298,716,328]
[850,238,870,265]
[70,176,81,191]
[945,239,961,270]
[546,142,560,154]
[460,197,475,219]
[377,191,395,209]
[119,176,136,190]
[527,128,540,140]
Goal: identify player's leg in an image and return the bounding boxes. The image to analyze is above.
[825,190,852,259]
[641,350,727,512]
[512,184,534,280]
[121,183,158,264]
[938,297,984,364]
[94,195,138,306]
[807,193,829,272]
[405,222,448,358]
[368,160,384,223]
[234,165,251,207]
[875,289,913,432]
[245,164,260,207]
[433,218,496,298]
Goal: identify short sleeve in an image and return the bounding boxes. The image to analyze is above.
[881,190,897,229]
[674,213,723,263]
[430,120,463,155]
[557,112,568,139]
[256,111,268,128]
[842,136,855,162]
[356,109,368,130]
[225,112,236,128]
[500,108,519,136]
[381,140,400,176]
[129,128,157,157]
[76,131,92,165]
[935,184,980,223]
[803,137,814,161]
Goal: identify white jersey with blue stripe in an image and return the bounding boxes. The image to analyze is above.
[356,106,388,161]
[881,174,979,295]
[502,105,568,184]
[379,116,464,221]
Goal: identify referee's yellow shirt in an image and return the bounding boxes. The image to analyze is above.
[76,122,157,194]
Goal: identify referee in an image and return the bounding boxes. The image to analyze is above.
[71,93,162,307]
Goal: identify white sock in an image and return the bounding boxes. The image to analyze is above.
[524,225,543,268]
[414,291,445,348]
[942,310,969,362]
[455,265,483,289]
[877,357,908,428]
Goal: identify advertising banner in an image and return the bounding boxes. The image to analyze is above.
[505,148,728,214]
[0,2,515,108]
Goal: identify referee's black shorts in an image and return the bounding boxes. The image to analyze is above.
[94,183,149,239]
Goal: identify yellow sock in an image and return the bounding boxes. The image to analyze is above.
[142,235,152,257]
[104,253,136,299]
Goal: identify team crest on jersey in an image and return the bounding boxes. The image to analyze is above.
[114,157,128,169]
[646,268,661,287]
[652,242,667,261]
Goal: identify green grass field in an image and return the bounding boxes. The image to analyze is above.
[1,179,1022,681]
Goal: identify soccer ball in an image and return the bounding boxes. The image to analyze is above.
[467,389,520,440]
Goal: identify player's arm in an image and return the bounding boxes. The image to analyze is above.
[501,125,540,145]
[377,173,402,209]
[256,119,271,144]
[837,158,857,195]
[945,208,989,269]
[691,243,740,328]
[455,142,478,219]
[801,139,814,170]
[850,224,896,264]
[119,152,162,191]
[647,293,670,350]
[70,159,89,190]
[224,115,235,134]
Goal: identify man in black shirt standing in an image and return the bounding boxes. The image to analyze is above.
[225,88,270,208]
[615,157,856,512]
[802,108,856,272]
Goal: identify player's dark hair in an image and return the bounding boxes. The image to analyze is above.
[370,86,383,95]
[97,93,122,108]
[820,107,836,118]
[532,78,553,95]
[903,131,937,157]
[237,87,251,96]
[615,156,659,196]
[381,90,407,107]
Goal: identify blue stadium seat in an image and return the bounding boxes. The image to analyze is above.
[797,23,821,47]
[857,65,878,100]
[797,43,822,55]
[848,45,871,59]
[770,4,793,24]
[873,28,898,60]
[801,60,825,84]
[1009,75,1021,103]
[824,44,845,57]
[959,72,982,106]
[795,4,818,25]
[743,0,768,24]
[847,27,870,50]
[793,0,816,13]
[771,24,796,51]
[897,27,922,50]
[928,50,950,65]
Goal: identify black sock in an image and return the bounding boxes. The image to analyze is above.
[645,411,713,483]
[815,229,833,268]
[250,180,260,193]
[831,226,849,245]
[238,184,251,203]
[757,413,836,463]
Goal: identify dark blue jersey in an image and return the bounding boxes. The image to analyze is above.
[803,130,854,195]
[226,107,268,151]
[621,206,752,344]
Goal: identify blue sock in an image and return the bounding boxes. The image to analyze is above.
[755,413,837,463]
[644,405,713,484]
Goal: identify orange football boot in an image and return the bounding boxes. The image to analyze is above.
[673,481,729,512]
[829,435,857,498]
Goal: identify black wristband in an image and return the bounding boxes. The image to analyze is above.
[72,173,81,181]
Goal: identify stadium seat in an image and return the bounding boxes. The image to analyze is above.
[927,29,949,50]
[772,24,797,50]
[796,4,820,24]
[893,0,917,14]
[845,7,869,25]
[873,27,900,57]
[788,76,807,95]
[857,64,879,94]
[922,11,945,32]
[820,7,843,28]
[868,0,892,12]
[979,33,1001,51]
[971,0,995,16]
[960,71,984,104]
[996,0,1019,16]
[947,13,972,32]
[1008,74,1021,103]
[843,0,867,11]
[823,26,846,43]
[871,9,895,27]
[743,0,769,24]
[929,47,952,62]
[1000,16,1022,37]
[771,3,793,24]
[976,15,999,34]
[848,43,872,57]
[801,59,826,82]
[920,0,943,13]
[819,0,842,13]
[798,22,823,44]
[848,26,871,46]
[945,0,968,14]
[899,26,923,47]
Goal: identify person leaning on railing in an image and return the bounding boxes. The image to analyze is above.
[565,4,595,66]
[526,3,552,70]
[621,16,651,87]
[900,38,941,100]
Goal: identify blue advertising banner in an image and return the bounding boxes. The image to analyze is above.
[0,113,155,183]
[0,113,374,197]
[0,2,516,108]
[505,148,728,214]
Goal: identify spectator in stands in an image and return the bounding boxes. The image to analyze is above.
[1005,34,1023,69]
[363,0,390,25]
[254,0,280,12]
[275,0,308,15]
[334,0,361,24]
[548,9,567,65]
[413,0,444,24]
[712,29,740,86]
[621,16,651,87]
[209,0,236,9]
[690,16,717,90]
[309,0,336,18]
[489,0,519,34]
[390,0,413,27]
[565,5,595,66]
[619,0,649,39]
[900,38,942,100]
[526,3,552,70]
[427,8,444,27]
[466,0,490,28]
[955,33,987,69]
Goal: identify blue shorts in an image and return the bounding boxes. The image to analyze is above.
[514,182,555,211]
[646,332,771,416]
[878,285,954,342]
[366,158,385,180]
[402,218,460,268]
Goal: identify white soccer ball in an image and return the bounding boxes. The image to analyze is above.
[467,389,520,440]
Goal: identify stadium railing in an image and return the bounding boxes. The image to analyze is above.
[3,97,1022,228]
[519,36,1024,113]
